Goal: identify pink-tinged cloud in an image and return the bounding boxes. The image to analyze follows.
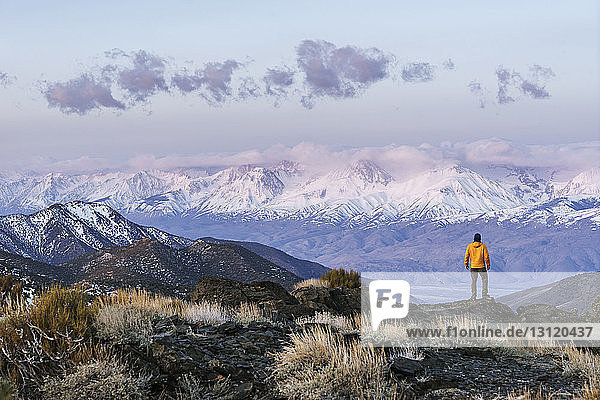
[296,39,393,108]
[44,74,125,115]
[171,60,242,105]
[117,50,169,102]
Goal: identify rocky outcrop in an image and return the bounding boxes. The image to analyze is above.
[408,297,518,322]
[191,277,361,319]
[390,348,583,399]
[120,315,294,399]
[290,285,361,316]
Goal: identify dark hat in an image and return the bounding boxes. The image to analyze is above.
[474,233,481,242]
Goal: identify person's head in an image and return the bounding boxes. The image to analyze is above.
[474,233,481,242]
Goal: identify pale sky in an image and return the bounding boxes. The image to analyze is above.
[0,0,598,169]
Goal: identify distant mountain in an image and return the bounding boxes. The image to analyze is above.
[559,168,600,197]
[0,249,68,284]
[1,162,599,275]
[2,162,598,228]
[62,238,301,292]
[200,237,329,279]
[0,201,192,265]
[0,237,302,296]
[498,272,600,312]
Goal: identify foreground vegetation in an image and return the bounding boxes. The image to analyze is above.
[0,276,599,399]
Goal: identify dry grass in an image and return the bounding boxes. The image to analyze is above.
[505,388,564,400]
[96,305,155,345]
[273,324,399,400]
[562,346,600,399]
[296,311,359,333]
[293,278,329,290]
[182,301,230,325]
[40,359,150,400]
[96,288,185,317]
[97,288,274,330]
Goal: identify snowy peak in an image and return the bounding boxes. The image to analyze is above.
[0,161,598,227]
[560,168,600,197]
[394,165,525,220]
[0,201,191,265]
[347,160,393,186]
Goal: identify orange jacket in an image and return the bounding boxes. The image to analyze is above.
[465,241,490,269]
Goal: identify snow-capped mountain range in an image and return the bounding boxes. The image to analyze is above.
[1,161,598,228]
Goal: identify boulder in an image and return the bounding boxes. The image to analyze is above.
[291,285,361,316]
[190,276,312,319]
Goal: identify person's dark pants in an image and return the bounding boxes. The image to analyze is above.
[470,268,488,298]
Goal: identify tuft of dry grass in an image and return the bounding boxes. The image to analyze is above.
[562,346,600,399]
[296,311,359,333]
[96,288,185,317]
[182,301,230,325]
[293,278,329,290]
[96,305,155,345]
[273,325,399,400]
[98,289,274,329]
[40,359,149,400]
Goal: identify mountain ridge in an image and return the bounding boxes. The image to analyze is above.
[1,162,598,228]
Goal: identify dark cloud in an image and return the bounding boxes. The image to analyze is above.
[44,74,125,115]
[401,62,435,82]
[296,39,392,108]
[496,64,554,104]
[171,60,242,105]
[467,80,486,108]
[116,50,169,102]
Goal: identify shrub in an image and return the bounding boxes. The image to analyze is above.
[0,276,24,317]
[320,268,360,289]
[273,325,399,399]
[0,286,96,385]
[40,359,149,400]
[0,379,14,400]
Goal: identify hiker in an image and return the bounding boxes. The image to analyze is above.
[464,233,491,300]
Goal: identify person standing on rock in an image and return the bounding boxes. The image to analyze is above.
[464,233,491,300]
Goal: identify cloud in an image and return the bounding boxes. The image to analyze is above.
[11,138,598,179]
[296,39,393,108]
[442,58,455,70]
[43,74,125,115]
[171,60,242,105]
[263,66,295,105]
[38,44,556,115]
[467,80,486,108]
[0,71,15,87]
[400,62,435,82]
[496,64,554,104]
[116,50,169,102]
